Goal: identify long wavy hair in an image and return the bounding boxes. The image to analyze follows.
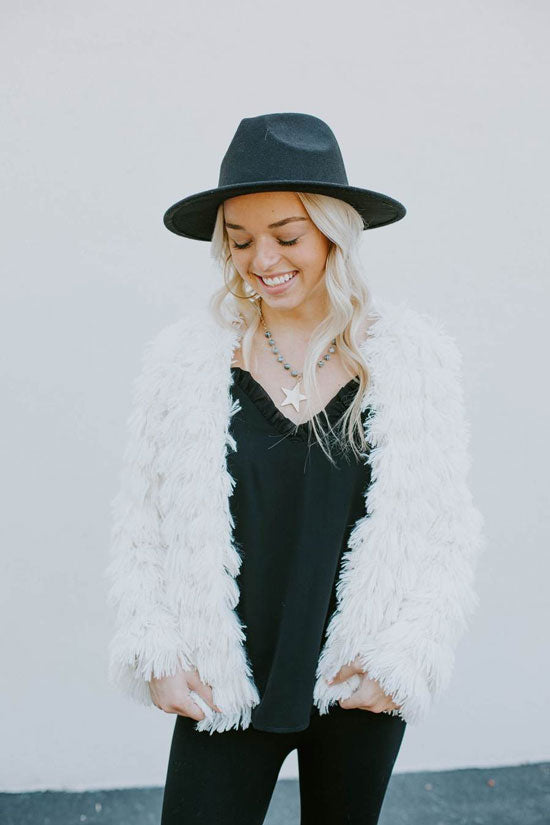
[208,192,376,465]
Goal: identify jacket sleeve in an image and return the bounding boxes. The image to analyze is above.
[103,324,194,706]
[356,315,487,725]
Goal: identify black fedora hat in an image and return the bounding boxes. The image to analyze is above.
[163,112,406,241]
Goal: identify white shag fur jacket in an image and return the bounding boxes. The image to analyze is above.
[104,296,486,734]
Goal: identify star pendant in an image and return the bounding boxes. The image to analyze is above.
[280,381,307,413]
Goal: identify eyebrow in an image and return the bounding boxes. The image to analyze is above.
[224,216,309,230]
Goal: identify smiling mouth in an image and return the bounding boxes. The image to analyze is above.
[255,270,298,287]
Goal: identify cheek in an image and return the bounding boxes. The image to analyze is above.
[231,253,249,275]
[298,241,329,273]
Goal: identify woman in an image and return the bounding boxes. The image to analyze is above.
[105,113,485,825]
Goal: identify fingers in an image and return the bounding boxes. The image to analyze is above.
[190,681,223,714]
[152,693,206,720]
[327,662,362,684]
[336,673,401,713]
[339,690,402,713]
[186,670,223,713]
[339,697,397,713]
[148,668,223,720]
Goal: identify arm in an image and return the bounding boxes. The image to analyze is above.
[355,317,486,724]
[104,325,194,706]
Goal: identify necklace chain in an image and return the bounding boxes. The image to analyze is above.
[258,300,337,379]
[257,298,337,412]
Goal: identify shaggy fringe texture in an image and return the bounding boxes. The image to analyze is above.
[104,297,486,733]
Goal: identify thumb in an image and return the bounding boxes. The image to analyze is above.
[327,664,356,685]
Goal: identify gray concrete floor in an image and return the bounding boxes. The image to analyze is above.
[1,763,549,825]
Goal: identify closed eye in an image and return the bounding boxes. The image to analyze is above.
[231,238,300,250]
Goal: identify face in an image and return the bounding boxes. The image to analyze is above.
[223,191,331,310]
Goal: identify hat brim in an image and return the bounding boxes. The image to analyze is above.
[163,181,406,240]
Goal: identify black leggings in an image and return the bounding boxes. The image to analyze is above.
[161,703,406,825]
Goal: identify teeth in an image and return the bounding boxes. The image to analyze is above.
[261,271,296,286]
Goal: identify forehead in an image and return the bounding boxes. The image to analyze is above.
[223,190,307,224]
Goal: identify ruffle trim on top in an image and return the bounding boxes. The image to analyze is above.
[230,366,360,442]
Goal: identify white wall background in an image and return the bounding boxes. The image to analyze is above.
[1,0,548,792]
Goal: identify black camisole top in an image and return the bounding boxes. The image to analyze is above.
[227,366,372,733]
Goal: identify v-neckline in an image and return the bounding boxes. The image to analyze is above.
[230,366,360,442]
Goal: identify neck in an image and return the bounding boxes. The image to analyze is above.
[258,294,330,341]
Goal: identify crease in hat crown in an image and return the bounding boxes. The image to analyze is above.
[163,111,407,241]
[218,113,349,188]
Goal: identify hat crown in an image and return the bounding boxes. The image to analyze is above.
[218,112,349,188]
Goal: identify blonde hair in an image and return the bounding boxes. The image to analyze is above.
[208,191,376,465]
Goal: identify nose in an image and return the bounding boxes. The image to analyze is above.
[251,237,284,275]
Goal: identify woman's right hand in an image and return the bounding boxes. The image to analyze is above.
[149,668,223,720]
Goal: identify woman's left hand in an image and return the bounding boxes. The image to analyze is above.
[326,656,401,713]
